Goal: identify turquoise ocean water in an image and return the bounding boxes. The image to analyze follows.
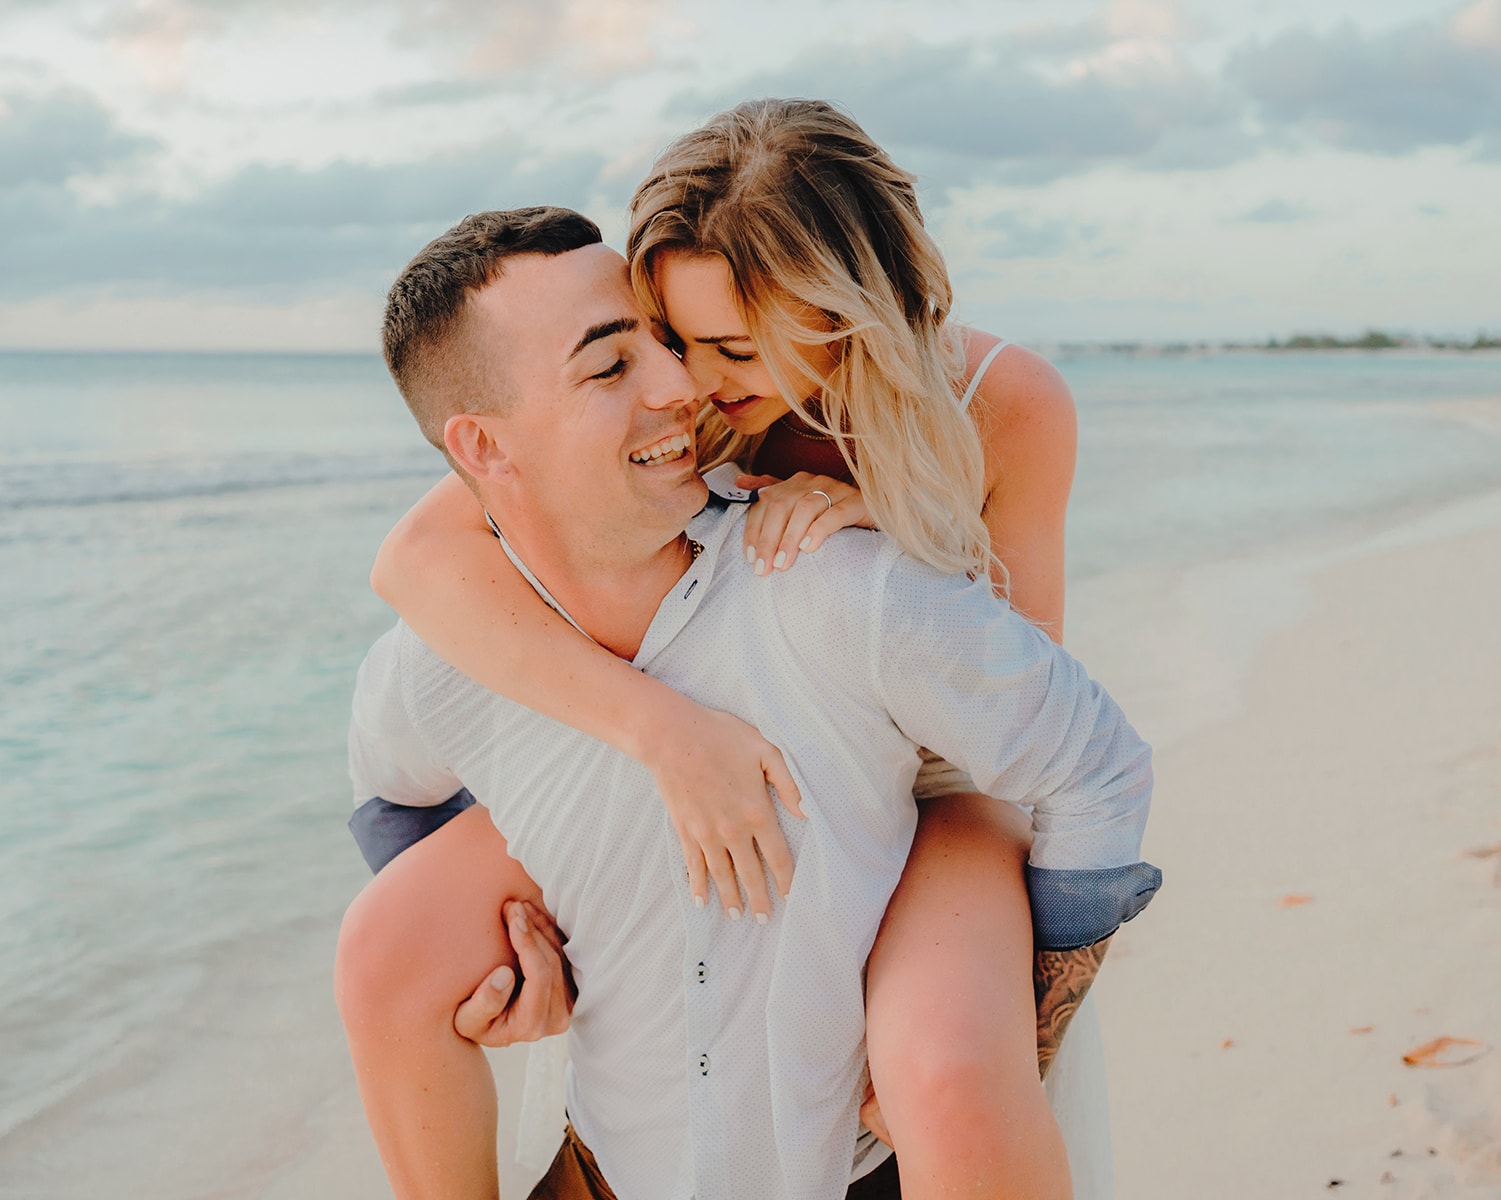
[1,348,1498,1196]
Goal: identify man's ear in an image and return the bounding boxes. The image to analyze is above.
[444,413,516,482]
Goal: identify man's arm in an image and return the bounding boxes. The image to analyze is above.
[347,625,477,871]
[1026,860,1159,1074]
[1034,937,1111,1078]
[341,627,574,1199]
[872,554,1161,995]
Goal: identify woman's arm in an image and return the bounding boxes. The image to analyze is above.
[372,473,802,920]
[968,337,1078,644]
[967,336,1105,1075]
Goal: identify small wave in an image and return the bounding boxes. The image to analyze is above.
[0,450,446,511]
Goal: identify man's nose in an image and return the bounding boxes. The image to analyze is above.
[643,341,699,412]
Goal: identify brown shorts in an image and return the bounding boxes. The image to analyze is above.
[529,1124,901,1199]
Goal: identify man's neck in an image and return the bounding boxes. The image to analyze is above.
[495,519,696,661]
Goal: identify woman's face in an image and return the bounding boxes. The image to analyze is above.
[652,250,831,436]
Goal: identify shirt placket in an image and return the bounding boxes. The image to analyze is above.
[683,894,731,1196]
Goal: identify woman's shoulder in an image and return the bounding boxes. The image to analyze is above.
[955,327,1077,492]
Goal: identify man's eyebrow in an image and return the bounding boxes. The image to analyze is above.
[567,317,638,361]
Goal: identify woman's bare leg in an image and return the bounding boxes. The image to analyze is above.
[865,793,1071,1200]
[334,804,542,1200]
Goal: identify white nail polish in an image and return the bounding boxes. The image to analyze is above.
[694,895,706,908]
[728,907,742,921]
[755,912,769,925]
[754,558,766,576]
[773,551,787,569]
[799,537,812,551]
[745,545,756,564]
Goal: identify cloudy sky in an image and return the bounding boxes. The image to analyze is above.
[2,0,1498,350]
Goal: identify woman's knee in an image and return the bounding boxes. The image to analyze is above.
[877,1000,1040,1110]
[334,809,528,1035]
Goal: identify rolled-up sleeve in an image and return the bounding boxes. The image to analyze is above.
[873,554,1159,948]
[347,625,470,873]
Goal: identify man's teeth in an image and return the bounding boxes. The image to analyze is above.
[629,434,692,464]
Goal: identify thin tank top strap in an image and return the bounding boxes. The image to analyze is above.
[958,338,1008,411]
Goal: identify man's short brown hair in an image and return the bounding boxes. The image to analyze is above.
[381,207,603,454]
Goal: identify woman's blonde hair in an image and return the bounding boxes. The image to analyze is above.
[627,97,995,581]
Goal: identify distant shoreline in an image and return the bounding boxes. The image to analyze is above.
[1,331,1498,359]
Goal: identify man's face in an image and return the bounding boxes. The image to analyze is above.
[471,243,707,559]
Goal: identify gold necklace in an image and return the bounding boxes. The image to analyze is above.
[779,414,837,442]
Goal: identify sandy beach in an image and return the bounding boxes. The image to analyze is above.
[1082,488,1501,1199]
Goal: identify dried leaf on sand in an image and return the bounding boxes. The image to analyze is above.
[1400,1036,1489,1068]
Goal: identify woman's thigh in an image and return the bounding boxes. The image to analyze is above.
[336,803,545,1024]
[864,792,1038,1090]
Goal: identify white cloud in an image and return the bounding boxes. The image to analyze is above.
[1230,8,1501,155]
[0,0,1495,346]
[1450,0,1501,50]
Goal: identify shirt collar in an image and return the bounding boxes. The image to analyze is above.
[483,470,751,668]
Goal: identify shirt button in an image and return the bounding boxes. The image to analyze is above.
[695,962,706,982]
[698,1054,710,1076]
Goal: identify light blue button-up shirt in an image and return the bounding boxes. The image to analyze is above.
[349,469,1157,1200]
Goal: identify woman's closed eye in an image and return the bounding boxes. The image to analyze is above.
[719,346,757,364]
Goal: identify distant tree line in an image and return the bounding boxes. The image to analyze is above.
[1263,330,1501,351]
[1058,331,1500,355]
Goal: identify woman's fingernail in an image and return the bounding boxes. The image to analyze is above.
[489,966,513,991]
[754,558,766,576]
[511,906,529,933]
[799,537,812,551]
[755,912,769,925]
[694,895,706,908]
[773,551,787,569]
[745,545,756,564]
[727,907,742,921]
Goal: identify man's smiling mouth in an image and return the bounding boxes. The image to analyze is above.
[629,433,693,465]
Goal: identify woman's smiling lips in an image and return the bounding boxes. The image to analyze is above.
[711,396,762,419]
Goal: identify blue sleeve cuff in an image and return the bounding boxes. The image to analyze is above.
[1026,861,1162,951]
[349,789,478,874]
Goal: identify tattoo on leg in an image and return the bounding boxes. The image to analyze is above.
[1034,935,1112,1079]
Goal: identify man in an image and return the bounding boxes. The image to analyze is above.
[337,207,1158,1200]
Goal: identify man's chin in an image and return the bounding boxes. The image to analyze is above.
[626,459,709,534]
[672,472,711,520]
[654,471,710,531]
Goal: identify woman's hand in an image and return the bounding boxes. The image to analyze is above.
[645,694,806,921]
[737,472,874,576]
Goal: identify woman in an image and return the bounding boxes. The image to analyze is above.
[359,99,1093,1198]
